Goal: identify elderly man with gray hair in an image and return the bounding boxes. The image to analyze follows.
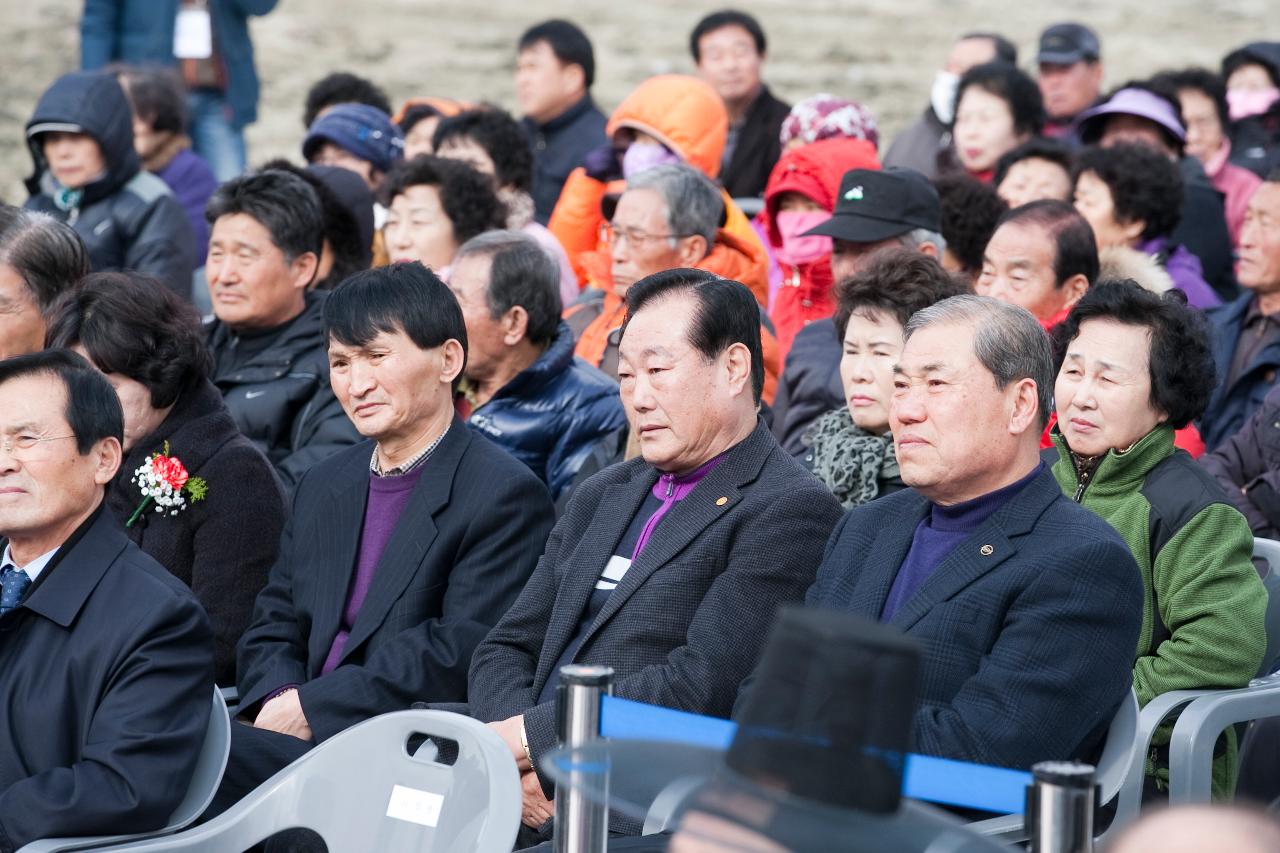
[448,230,626,500]
[791,294,1144,770]
[566,163,781,398]
[0,204,90,359]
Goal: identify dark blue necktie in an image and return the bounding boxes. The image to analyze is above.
[0,565,32,616]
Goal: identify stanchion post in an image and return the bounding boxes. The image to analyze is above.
[1025,761,1096,853]
[552,664,615,853]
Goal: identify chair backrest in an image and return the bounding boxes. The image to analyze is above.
[168,688,232,829]
[14,688,231,853]
[104,711,521,853]
[1093,689,1139,805]
[1254,538,1280,678]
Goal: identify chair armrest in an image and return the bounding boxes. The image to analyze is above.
[966,812,1026,842]
[1167,677,1280,803]
[642,776,707,835]
[1107,689,1218,834]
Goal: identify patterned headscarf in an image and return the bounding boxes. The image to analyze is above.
[780,94,880,150]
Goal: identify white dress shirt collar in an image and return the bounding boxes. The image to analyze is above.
[1,543,59,583]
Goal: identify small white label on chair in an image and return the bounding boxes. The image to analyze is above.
[385,784,444,827]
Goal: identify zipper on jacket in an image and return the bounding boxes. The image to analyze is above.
[664,476,675,499]
[1070,451,1099,502]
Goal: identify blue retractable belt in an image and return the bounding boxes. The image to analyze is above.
[599,696,1031,815]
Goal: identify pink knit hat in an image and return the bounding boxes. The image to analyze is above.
[780,94,879,150]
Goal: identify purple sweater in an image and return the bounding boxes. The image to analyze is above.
[155,148,216,257]
[320,465,426,674]
[1138,237,1221,309]
[880,463,1043,622]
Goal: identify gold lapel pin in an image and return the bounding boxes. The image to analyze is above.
[980,544,994,556]
[715,497,729,506]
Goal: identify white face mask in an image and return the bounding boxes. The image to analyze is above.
[931,71,960,125]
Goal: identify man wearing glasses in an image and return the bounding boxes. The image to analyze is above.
[565,163,781,402]
[0,349,213,849]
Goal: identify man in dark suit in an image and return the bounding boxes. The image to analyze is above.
[791,294,1144,769]
[215,262,555,811]
[466,269,843,839]
[0,349,213,850]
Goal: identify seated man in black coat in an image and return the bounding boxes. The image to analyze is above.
[465,269,844,842]
[214,262,556,812]
[783,295,1143,769]
[204,168,362,489]
[0,350,213,849]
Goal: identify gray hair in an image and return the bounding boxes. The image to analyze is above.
[0,204,89,315]
[453,229,562,346]
[625,164,723,249]
[904,294,1053,428]
[900,227,947,256]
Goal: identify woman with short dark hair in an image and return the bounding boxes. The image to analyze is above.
[800,248,967,508]
[46,271,286,684]
[1048,280,1265,798]
[951,62,1045,181]
[1073,143,1219,308]
[378,155,504,277]
[434,108,578,305]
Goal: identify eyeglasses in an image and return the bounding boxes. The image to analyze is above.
[600,222,693,249]
[0,434,76,457]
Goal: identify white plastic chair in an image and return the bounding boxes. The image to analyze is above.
[96,710,521,853]
[1108,537,1280,822]
[968,688,1139,842]
[16,687,230,853]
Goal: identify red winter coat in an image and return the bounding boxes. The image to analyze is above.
[761,139,880,357]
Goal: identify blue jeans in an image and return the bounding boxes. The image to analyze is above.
[188,90,246,182]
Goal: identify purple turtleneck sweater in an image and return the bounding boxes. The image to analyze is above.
[880,463,1043,622]
[537,453,727,701]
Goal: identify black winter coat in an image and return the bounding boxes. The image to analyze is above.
[207,291,361,489]
[1203,384,1280,541]
[105,380,286,685]
[23,71,195,298]
[720,85,791,199]
[771,319,843,456]
[467,322,626,500]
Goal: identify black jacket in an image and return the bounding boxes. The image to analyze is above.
[105,380,286,685]
[467,322,626,500]
[523,95,608,224]
[1203,383,1280,541]
[1226,42,1280,178]
[236,421,555,742]
[794,467,1143,770]
[1174,156,1238,302]
[467,419,843,789]
[772,319,844,456]
[207,291,361,489]
[720,85,791,199]
[23,71,196,298]
[0,508,213,852]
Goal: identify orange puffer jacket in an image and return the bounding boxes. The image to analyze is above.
[549,75,768,304]
[564,228,780,404]
[762,138,881,356]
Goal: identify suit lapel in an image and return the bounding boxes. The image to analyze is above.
[336,424,469,665]
[888,468,1059,633]
[573,421,773,654]
[844,500,929,620]
[308,448,372,670]
[535,469,655,688]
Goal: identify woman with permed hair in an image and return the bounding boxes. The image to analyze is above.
[1047,279,1265,799]
[1072,142,1219,307]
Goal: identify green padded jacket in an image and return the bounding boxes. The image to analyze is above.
[1049,425,1267,799]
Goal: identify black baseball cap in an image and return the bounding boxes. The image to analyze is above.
[1037,23,1101,65]
[803,167,941,244]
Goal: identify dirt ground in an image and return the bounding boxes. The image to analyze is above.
[0,0,1272,200]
